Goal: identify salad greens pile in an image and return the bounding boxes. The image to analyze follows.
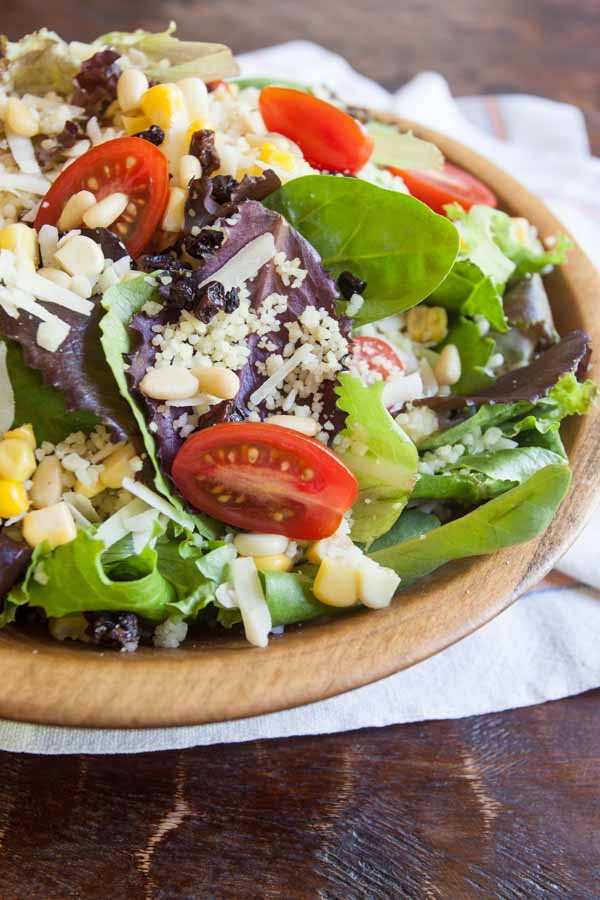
[0,26,595,651]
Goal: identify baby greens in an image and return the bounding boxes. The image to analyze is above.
[266,175,459,326]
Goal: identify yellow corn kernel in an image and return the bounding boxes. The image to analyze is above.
[141,83,186,130]
[3,423,35,449]
[259,142,295,172]
[184,118,215,150]
[99,443,137,490]
[22,502,77,550]
[253,554,294,573]
[313,558,360,608]
[307,534,357,565]
[513,217,530,245]
[236,164,263,180]
[0,223,39,267]
[0,479,29,518]
[306,543,322,565]
[122,114,152,135]
[406,305,448,344]
[0,438,37,482]
[74,478,105,499]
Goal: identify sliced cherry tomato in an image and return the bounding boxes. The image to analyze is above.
[389,162,497,216]
[35,137,169,257]
[350,336,405,380]
[259,87,374,174]
[172,422,359,540]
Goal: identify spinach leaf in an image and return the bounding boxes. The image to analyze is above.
[266,175,459,326]
[367,508,440,553]
[429,259,508,333]
[371,464,571,583]
[412,471,512,503]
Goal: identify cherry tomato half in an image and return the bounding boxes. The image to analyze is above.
[259,87,374,174]
[172,422,359,540]
[35,137,169,257]
[350,336,405,380]
[389,162,497,216]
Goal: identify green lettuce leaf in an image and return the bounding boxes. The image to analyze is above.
[95,23,239,83]
[0,29,80,95]
[412,471,513,503]
[157,540,236,619]
[367,508,440,553]
[446,203,570,285]
[366,122,444,171]
[1,339,99,443]
[14,530,175,621]
[266,174,459,326]
[99,277,218,539]
[443,317,496,394]
[418,401,533,451]
[429,259,507,332]
[335,374,418,546]
[371,464,571,582]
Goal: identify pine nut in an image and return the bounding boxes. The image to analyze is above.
[82,192,129,229]
[434,344,462,386]
[57,190,96,231]
[161,187,186,232]
[177,77,209,120]
[4,97,39,138]
[38,267,72,289]
[266,415,320,437]
[193,365,240,400]
[30,455,63,509]
[117,68,149,113]
[54,235,104,278]
[233,533,289,557]
[139,366,199,401]
[178,154,202,189]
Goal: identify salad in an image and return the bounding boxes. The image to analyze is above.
[0,26,595,652]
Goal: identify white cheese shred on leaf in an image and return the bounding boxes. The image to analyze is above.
[0,341,15,433]
[231,557,272,648]
[200,233,276,292]
[249,344,314,408]
[121,477,190,528]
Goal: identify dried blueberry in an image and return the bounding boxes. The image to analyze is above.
[224,286,240,313]
[183,227,224,261]
[194,280,226,323]
[189,129,220,176]
[338,270,367,300]
[85,611,141,651]
[134,124,165,146]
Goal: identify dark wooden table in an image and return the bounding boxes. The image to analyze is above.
[2,0,599,896]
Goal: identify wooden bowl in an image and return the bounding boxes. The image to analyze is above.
[1,118,599,729]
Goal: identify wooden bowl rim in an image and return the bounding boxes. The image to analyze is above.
[1,115,599,729]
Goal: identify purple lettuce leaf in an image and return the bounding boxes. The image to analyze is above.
[128,199,350,471]
[0,300,138,442]
[71,49,121,117]
[0,533,32,599]
[184,170,281,233]
[504,274,558,348]
[420,330,591,413]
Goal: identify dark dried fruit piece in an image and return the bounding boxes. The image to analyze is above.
[183,227,224,261]
[194,280,226,322]
[0,533,32,599]
[189,129,220,176]
[184,169,281,232]
[134,124,165,146]
[85,611,142,651]
[338,270,367,300]
[72,49,121,117]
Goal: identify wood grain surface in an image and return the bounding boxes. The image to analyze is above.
[0,692,599,899]
[1,0,599,895]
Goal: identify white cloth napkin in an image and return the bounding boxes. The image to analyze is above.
[1,42,598,754]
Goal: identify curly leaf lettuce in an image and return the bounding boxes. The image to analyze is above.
[14,530,176,622]
[95,23,239,82]
[266,175,459,326]
[335,374,418,546]
[447,203,570,285]
[372,464,571,583]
